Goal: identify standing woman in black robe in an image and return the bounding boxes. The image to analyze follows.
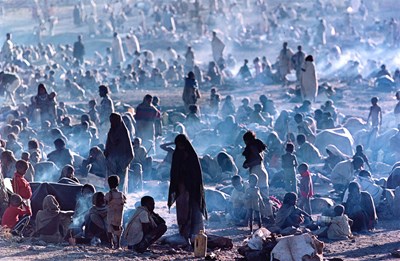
[104,113,134,194]
[168,134,207,244]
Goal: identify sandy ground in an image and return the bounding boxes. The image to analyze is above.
[0,204,399,261]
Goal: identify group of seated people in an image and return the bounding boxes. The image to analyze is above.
[1,159,166,252]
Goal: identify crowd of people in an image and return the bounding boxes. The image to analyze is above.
[0,0,399,258]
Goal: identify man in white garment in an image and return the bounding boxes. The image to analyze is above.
[300,55,318,102]
[0,71,21,105]
[111,32,125,67]
[125,33,141,57]
[1,33,13,63]
[277,42,293,82]
[211,31,225,63]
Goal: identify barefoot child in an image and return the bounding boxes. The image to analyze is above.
[281,143,298,193]
[327,205,353,240]
[298,163,313,215]
[229,175,248,224]
[105,175,126,249]
[245,174,265,233]
[367,97,382,130]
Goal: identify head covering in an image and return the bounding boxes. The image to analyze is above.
[326,144,349,160]
[168,134,207,219]
[37,83,48,96]
[217,151,237,174]
[104,113,134,169]
[35,195,60,233]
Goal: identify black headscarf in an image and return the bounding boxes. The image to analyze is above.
[168,134,207,219]
[104,113,134,169]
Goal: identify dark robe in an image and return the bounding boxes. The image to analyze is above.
[345,191,377,232]
[242,138,266,169]
[47,148,74,170]
[275,204,303,230]
[104,113,134,194]
[168,134,207,240]
[387,167,400,189]
[84,193,108,243]
[182,77,200,111]
[135,102,160,145]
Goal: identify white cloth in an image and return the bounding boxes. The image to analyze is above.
[278,48,294,77]
[331,160,355,186]
[123,206,152,246]
[271,233,323,261]
[342,176,383,206]
[211,36,225,62]
[112,35,125,66]
[125,34,140,55]
[1,39,13,61]
[300,61,318,102]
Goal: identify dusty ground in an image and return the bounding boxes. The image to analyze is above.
[0,206,399,261]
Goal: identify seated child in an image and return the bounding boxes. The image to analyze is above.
[245,174,265,232]
[105,175,126,249]
[229,175,248,225]
[84,192,109,244]
[1,193,31,236]
[71,184,96,237]
[353,145,372,171]
[327,205,353,240]
[274,192,310,232]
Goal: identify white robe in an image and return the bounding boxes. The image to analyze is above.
[278,48,294,77]
[316,22,326,45]
[125,34,140,55]
[300,61,318,102]
[112,35,125,66]
[1,39,13,61]
[211,36,225,62]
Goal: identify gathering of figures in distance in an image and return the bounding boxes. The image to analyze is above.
[0,0,400,260]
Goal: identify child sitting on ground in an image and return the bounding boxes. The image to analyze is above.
[353,145,372,171]
[327,205,353,240]
[229,175,248,225]
[245,174,265,233]
[105,175,126,249]
[84,192,109,244]
[1,194,31,236]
